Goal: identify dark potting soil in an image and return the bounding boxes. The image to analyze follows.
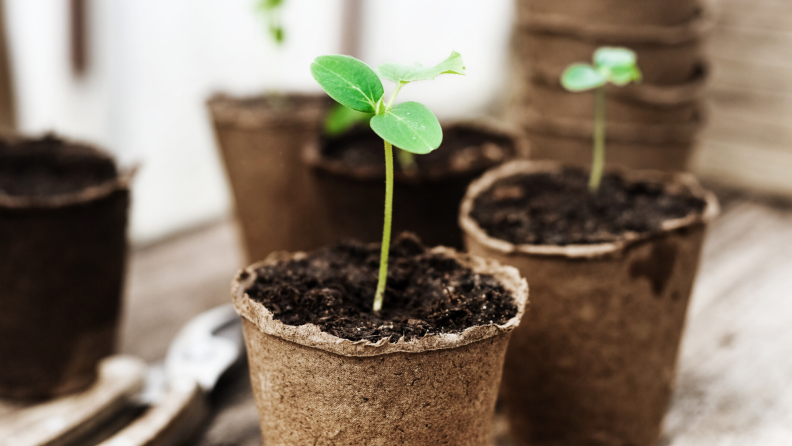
[470,167,707,245]
[322,125,514,177]
[245,233,518,343]
[0,135,117,197]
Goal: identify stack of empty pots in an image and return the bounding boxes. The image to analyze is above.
[514,0,712,171]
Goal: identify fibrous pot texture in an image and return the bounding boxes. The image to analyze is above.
[208,93,329,262]
[459,160,718,446]
[232,243,529,446]
[303,120,525,249]
[0,135,130,400]
[516,0,703,27]
[522,109,705,172]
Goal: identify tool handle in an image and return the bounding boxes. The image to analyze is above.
[96,378,206,446]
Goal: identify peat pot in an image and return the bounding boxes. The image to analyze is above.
[208,93,329,262]
[459,160,719,446]
[523,109,706,171]
[516,0,703,27]
[517,10,713,86]
[232,242,529,445]
[527,64,708,125]
[0,135,131,400]
[303,121,525,249]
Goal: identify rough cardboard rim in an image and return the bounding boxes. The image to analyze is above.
[232,246,529,357]
[207,92,329,130]
[301,119,529,183]
[0,136,134,210]
[521,109,706,145]
[519,8,714,44]
[459,160,720,259]
[531,62,709,106]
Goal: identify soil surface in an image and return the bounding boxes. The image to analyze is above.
[0,135,117,197]
[322,125,514,177]
[470,167,707,245]
[246,233,518,343]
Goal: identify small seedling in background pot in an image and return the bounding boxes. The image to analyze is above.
[560,47,642,192]
[256,0,285,45]
[311,51,465,311]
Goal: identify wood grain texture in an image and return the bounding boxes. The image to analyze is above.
[115,193,792,445]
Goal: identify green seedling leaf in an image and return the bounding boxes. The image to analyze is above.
[377,51,466,85]
[257,0,284,11]
[270,25,284,43]
[311,55,384,114]
[561,64,606,91]
[325,103,372,135]
[370,102,441,154]
[593,47,641,85]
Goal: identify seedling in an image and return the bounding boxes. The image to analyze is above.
[311,51,465,311]
[560,47,642,192]
[257,0,285,45]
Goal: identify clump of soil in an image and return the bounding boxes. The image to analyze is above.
[322,126,514,176]
[470,167,707,245]
[245,233,518,343]
[0,135,117,197]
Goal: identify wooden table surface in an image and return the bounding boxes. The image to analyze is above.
[119,189,792,445]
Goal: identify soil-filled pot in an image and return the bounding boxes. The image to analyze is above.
[516,0,703,27]
[0,135,131,400]
[459,160,718,446]
[527,65,707,124]
[303,121,525,249]
[208,93,329,262]
[516,10,712,86]
[231,235,529,445]
[523,110,706,171]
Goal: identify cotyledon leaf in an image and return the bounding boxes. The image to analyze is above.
[377,51,466,84]
[561,63,606,92]
[369,102,442,154]
[311,55,384,114]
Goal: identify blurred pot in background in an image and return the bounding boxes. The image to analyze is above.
[208,94,329,262]
[0,135,131,400]
[303,120,526,249]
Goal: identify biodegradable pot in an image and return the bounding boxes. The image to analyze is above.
[526,65,708,124]
[516,11,712,86]
[232,246,529,446]
[0,135,131,400]
[523,110,706,171]
[208,93,330,262]
[459,160,719,446]
[516,0,703,27]
[303,121,526,249]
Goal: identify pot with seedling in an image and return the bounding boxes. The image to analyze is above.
[303,52,525,249]
[459,48,718,446]
[208,0,330,262]
[232,53,528,445]
[0,134,131,400]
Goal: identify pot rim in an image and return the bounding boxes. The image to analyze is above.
[207,92,329,130]
[0,135,134,210]
[521,108,707,144]
[458,160,720,259]
[232,246,529,357]
[301,119,528,183]
[518,7,714,45]
[530,61,710,106]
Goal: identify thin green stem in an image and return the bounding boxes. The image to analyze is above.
[589,85,606,193]
[385,82,406,112]
[373,140,394,312]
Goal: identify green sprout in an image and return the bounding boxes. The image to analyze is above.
[560,47,642,192]
[257,0,285,45]
[311,51,465,311]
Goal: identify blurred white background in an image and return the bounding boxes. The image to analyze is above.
[3,0,514,244]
